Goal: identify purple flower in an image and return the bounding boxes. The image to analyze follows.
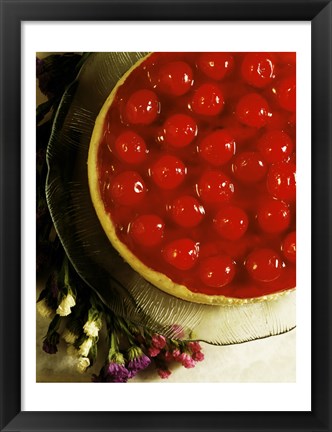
[105,362,129,383]
[42,332,60,354]
[127,348,151,379]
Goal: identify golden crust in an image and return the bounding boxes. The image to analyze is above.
[87,54,295,306]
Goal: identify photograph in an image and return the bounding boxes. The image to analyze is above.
[36,51,297,384]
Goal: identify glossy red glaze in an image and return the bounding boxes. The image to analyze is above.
[97,52,296,298]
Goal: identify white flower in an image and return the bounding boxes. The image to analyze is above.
[62,328,78,344]
[83,318,102,338]
[36,298,54,318]
[56,293,76,316]
[67,344,79,358]
[76,357,90,374]
[78,337,94,357]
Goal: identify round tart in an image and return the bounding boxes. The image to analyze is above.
[88,52,296,305]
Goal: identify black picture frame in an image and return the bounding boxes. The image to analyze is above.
[1,0,331,431]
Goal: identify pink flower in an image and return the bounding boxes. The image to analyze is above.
[151,334,166,350]
[188,341,202,353]
[172,348,181,361]
[178,352,196,369]
[157,368,171,379]
[148,346,160,357]
[192,351,205,362]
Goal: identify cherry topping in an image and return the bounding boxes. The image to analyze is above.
[213,205,249,240]
[257,198,291,233]
[125,89,160,125]
[198,129,236,166]
[267,162,296,201]
[170,195,205,228]
[235,93,270,128]
[241,53,275,88]
[282,231,296,263]
[157,61,193,96]
[257,130,294,163]
[199,255,235,288]
[162,238,199,270]
[275,75,296,112]
[109,171,146,206]
[163,114,197,148]
[197,52,234,80]
[246,248,284,282]
[191,83,224,116]
[197,170,235,204]
[114,130,148,164]
[232,151,267,183]
[129,214,165,247]
[150,155,186,190]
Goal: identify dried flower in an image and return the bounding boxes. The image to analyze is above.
[127,346,151,378]
[83,317,102,338]
[62,328,79,344]
[157,367,171,379]
[77,357,90,374]
[78,337,94,357]
[192,351,205,362]
[105,361,129,383]
[178,352,196,369]
[151,334,166,350]
[42,332,60,355]
[37,298,54,318]
[148,346,160,357]
[56,292,76,316]
[188,341,203,353]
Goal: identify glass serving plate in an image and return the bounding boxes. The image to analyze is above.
[46,52,296,344]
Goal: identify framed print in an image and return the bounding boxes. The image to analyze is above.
[1,0,331,431]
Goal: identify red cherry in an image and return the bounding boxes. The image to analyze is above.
[150,155,186,190]
[114,130,147,164]
[282,231,296,263]
[232,151,267,183]
[267,162,296,201]
[199,255,235,288]
[275,75,296,112]
[163,114,197,148]
[191,83,224,116]
[125,89,160,125]
[110,171,146,206]
[162,238,199,270]
[213,205,248,240]
[157,61,193,96]
[197,52,234,80]
[129,214,165,247]
[170,195,205,228]
[198,129,236,166]
[246,248,284,282]
[197,170,235,204]
[257,130,294,163]
[257,198,291,233]
[235,93,270,128]
[241,53,275,88]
